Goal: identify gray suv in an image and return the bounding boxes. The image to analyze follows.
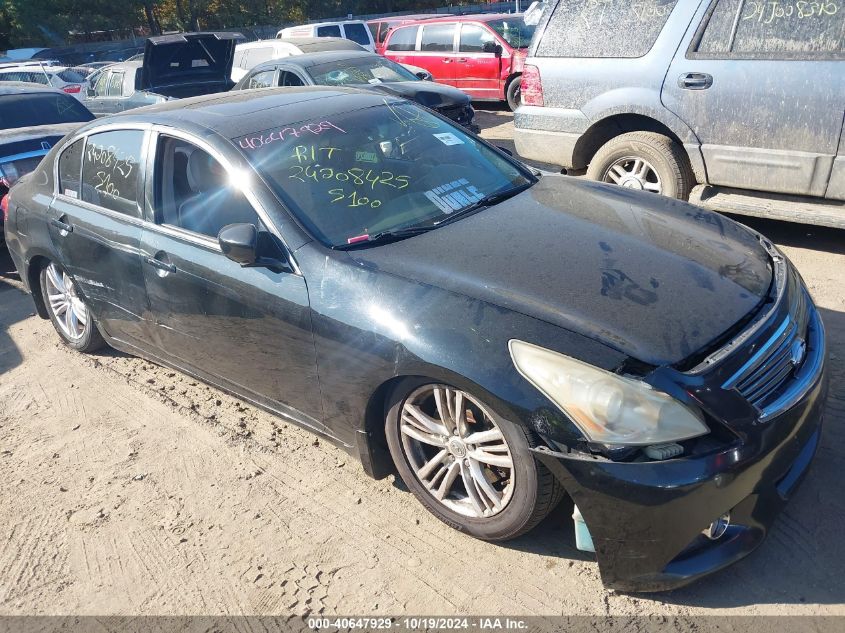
[514,0,844,227]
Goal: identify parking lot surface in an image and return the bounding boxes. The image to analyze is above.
[1,108,844,617]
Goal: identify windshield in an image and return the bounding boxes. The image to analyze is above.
[235,101,532,247]
[307,56,418,86]
[0,93,94,130]
[487,18,535,48]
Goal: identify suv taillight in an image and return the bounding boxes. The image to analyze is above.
[521,64,544,107]
[62,84,81,94]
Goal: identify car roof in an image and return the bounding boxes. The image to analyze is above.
[252,49,374,72]
[96,60,143,72]
[0,81,66,95]
[107,86,400,139]
[367,14,443,24]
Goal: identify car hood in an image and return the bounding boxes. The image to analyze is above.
[141,32,239,91]
[348,176,773,366]
[363,81,471,110]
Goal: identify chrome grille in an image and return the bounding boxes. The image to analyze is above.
[725,288,810,411]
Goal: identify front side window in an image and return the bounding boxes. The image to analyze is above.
[317,24,342,37]
[694,0,842,57]
[307,57,418,86]
[460,24,497,53]
[234,102,532,247]
[94,71,110,96]
[486,19,536,49]
[81,129,144,216]
[421,24,456,52]
[154,135,260,239]
[58,139,84,198]
[279,70,305,86]
[107,71,124,97]
[536,0,679,58]
[344,23,371,45]
[387,25,419,52]
[247,69,276,89]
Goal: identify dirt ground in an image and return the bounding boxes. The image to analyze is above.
[1,108,844,618]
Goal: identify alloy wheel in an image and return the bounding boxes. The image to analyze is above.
[44,263,89,341]
[602,156,662,193]
[399,385,515,518]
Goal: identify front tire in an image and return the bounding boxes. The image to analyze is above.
[506,77,522,111]
[586,131,695,199]
[40,262,105,353]
[385,379,563,541]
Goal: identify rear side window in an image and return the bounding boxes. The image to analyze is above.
[58,139,84,198]
[387,26,419,51]
[246,69,276,89]
[81,129,144,217]
[344,23,371,45]
[317,24,342,37]
[536,0,679,58]
[421,24,456,52]
[279,70,305,86]
[693,0,843,58]
[107,71,124,96]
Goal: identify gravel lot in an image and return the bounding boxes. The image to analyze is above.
[1,107,844,618]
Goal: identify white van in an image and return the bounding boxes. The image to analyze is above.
[276,21,375,52]
[231,37,366,82]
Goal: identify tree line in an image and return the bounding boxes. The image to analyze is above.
[0,0,451,49]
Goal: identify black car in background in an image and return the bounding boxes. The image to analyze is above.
[83,32,240,116]
[4,88,827,591]
[0,82,94,243]
[233,50,477,131]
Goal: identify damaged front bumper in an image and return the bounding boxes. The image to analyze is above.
[534,324,828,592]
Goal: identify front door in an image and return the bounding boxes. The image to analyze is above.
[48,128,152,345]
[139,131,325,430]
[455,23,504,100]
[662,0,844,197]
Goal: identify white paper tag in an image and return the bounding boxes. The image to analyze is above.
[433,132,464,146]
[64,189,78,199]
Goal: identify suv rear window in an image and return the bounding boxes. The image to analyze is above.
[694,0,842,57]
[387,26,419,52]
[536,0,679,58]
[317,24,342,37]
[344,23,371,45]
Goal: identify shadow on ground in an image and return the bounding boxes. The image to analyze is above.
[0,247,28,375]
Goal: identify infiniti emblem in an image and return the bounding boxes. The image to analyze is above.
[790,338,807,367]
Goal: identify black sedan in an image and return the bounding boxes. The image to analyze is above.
[232,50,477,131]
[4,88,827,591]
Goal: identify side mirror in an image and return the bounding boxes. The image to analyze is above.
[415,70,432,81]
[86,87,95,97]
[218,223,258,265]
[482,42,503,57]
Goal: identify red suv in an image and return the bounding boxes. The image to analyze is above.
[382,14,535,110]
[368,15,443,56]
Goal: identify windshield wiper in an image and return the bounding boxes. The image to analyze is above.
[335,225,437,250]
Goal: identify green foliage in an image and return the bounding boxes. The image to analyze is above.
[1,0,453,49]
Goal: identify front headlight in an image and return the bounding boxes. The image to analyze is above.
[509,340,709,446]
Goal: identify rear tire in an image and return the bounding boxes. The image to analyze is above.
[40,262,105,353]
[586,131,695,200]
[506,77,522,111]
[385,378,563,541]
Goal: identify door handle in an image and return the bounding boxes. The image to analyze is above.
[50,217,73,233]
[442,58,452,63]
[144,256,176,274]
[678,72,713,90]
[456,57,467,63]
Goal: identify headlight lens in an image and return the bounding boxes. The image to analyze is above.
[509,340,709,446]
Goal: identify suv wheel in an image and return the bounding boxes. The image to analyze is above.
[41,262,105,353]
[506,77,522,111]
[587,131,695,199]
[385,379,563,540]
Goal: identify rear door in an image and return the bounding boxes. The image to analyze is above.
[456,22,503,99]
[662,0,844,197]
[138,130,325,430]
[384,25,421,68]
[418,22,459,86]
[48,127,152,345]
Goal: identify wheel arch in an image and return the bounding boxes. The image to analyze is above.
[26,254,52,319]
